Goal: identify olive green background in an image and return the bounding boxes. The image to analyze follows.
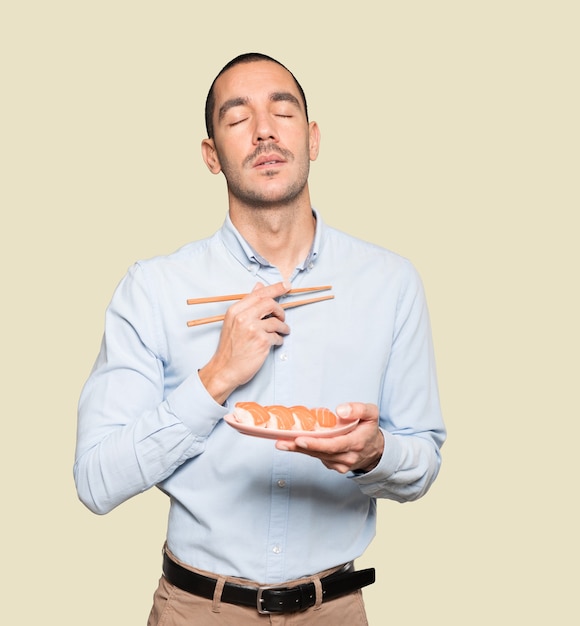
[2,2,578,624]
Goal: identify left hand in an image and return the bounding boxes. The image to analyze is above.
[275,403,384,474]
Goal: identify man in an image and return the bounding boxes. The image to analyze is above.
[74,53,446,625]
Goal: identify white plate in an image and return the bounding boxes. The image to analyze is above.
[223,414,359,440]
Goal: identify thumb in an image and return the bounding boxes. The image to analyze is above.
[336,403,355,420]
[336,402,378,423]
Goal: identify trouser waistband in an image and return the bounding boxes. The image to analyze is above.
[162,551,375,615]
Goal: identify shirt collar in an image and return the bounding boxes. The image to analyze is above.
[220,208,323,273]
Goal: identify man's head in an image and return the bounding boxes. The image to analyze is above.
[205,53,309,139]
[201,53,320,211]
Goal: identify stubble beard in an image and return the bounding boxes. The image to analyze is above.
[219,143,311,210]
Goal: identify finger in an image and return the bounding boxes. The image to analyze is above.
[293,433,352,454]
[336,402,379,424]
[261,317,291,337]
[235,282,291,319]
[321,459,351,474]
[228,287,288,324]
[260,301,287,323]
[252,280,292,299]
[278,440,354,474]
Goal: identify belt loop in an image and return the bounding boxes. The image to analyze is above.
[312,576,323,611]
[211,576,226,613]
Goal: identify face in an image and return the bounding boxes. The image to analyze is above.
[202,61,320,209]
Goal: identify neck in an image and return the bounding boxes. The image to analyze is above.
[229,195,316,281]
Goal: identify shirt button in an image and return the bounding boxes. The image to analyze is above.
[277,480,286,488]
[280,353,288,361]
[272,545,282,554]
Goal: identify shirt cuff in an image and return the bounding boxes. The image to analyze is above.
[165,370,229,438]
[349,428,402,485]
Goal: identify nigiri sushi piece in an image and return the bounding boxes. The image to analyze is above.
[266,405,296,430]
[289,405,317,431]
[233,402,271,426]
[312,407,338,429]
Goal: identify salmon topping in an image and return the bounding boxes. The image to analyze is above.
[233,402,338,431]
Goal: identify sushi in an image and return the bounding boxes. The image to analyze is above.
[231,402,337,431]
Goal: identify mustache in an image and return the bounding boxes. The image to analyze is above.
[243,143,294,167]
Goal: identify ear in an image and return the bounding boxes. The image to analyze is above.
[308,121,321,162]
[201,138,222,174]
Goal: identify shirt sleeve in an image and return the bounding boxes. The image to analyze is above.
[350,260,446,501]
[73,263,227,515]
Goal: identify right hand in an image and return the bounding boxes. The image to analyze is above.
[199,281,291,404]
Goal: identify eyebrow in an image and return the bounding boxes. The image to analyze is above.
[218,97,249,121]
[218,91,302,122]
[270,91,301,109]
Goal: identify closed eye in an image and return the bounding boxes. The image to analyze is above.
[228,117,248,127]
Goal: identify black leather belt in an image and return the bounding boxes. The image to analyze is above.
[162,551,375,614]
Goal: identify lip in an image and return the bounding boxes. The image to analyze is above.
[253,154,287,168]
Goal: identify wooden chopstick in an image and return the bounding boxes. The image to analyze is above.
[186,285,332,306]
[187,294,334,327]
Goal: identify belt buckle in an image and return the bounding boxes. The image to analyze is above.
[256,584,285,614]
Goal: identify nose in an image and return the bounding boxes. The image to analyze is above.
[252,111,278,143]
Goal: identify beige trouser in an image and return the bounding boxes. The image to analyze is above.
[147,549,369,626]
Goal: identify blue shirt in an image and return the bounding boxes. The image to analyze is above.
[74,210,446,583]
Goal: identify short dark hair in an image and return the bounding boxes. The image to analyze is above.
[204,53,309,138]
